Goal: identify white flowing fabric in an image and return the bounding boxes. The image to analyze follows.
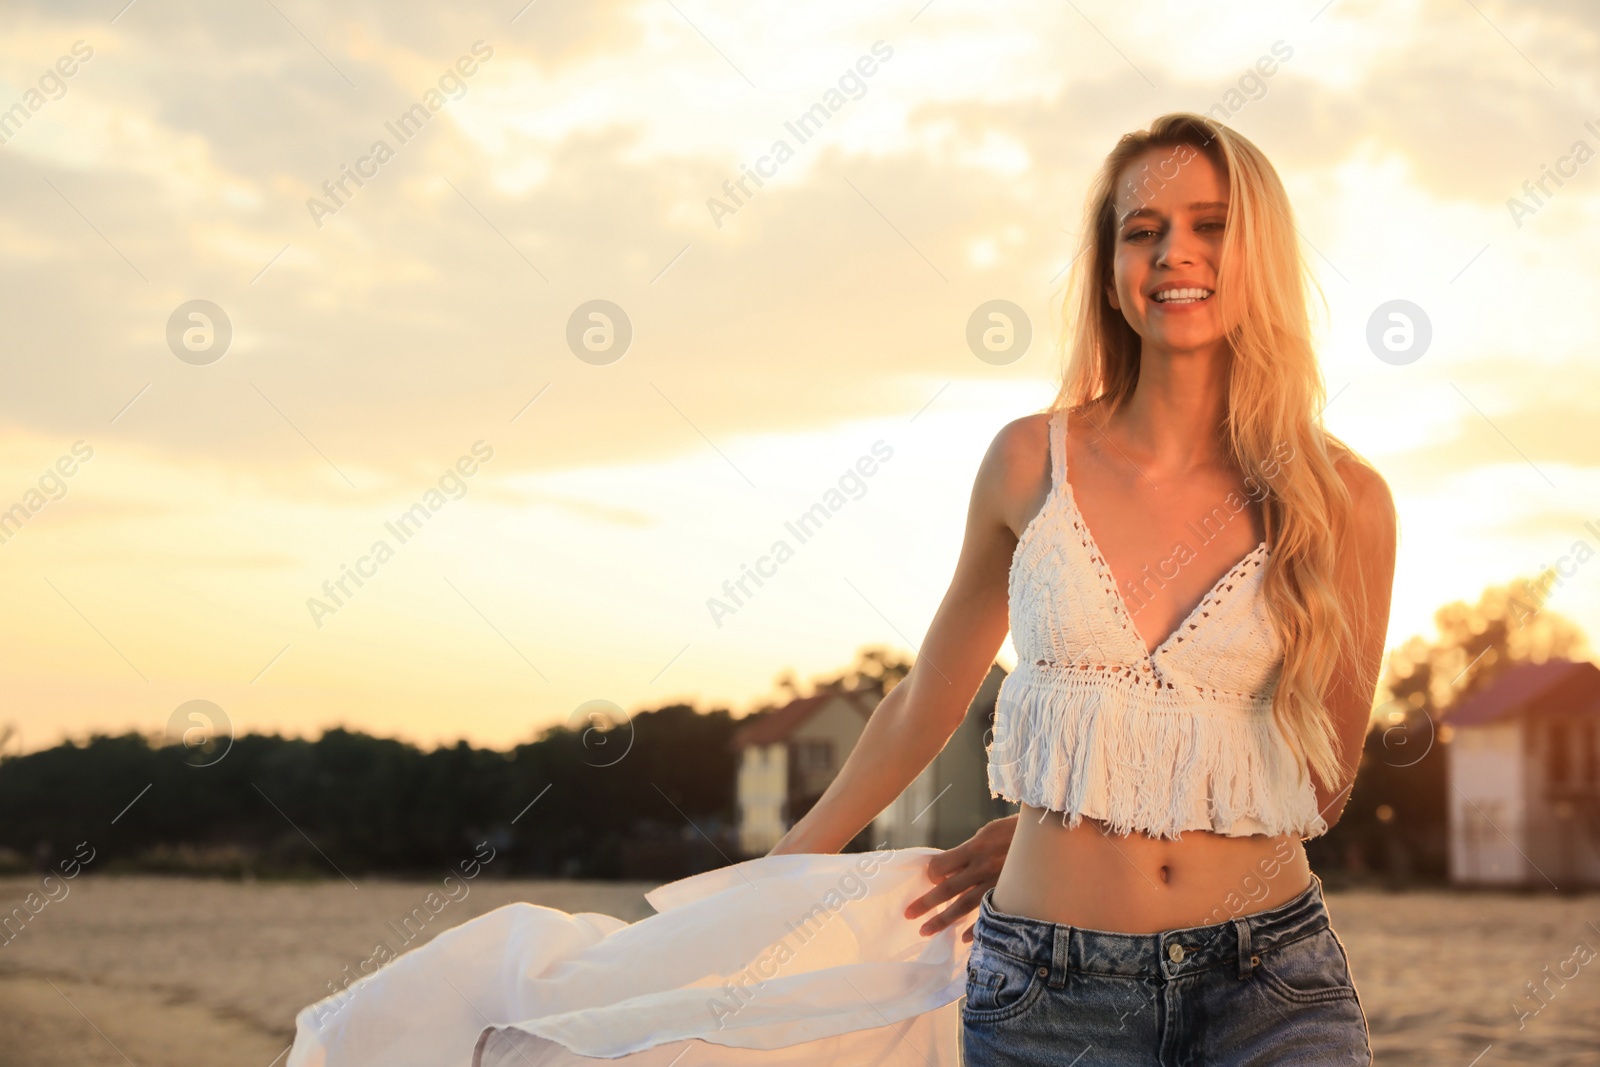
[287,848,970,1066]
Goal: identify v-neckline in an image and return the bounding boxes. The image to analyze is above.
[1056,408,1269,664]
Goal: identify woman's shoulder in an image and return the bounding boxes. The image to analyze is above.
[1327,445,1393,509]
[990,408,1052,457]
[971,408,1068,541]
[982,399,1119,498]
[983,406,1074,490]
[1327,446,1397,552]
[985,400,1094,466]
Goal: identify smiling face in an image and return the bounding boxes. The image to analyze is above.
[1105,143,1230,357]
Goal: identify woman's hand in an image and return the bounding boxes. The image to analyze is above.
[905,814,1017,942]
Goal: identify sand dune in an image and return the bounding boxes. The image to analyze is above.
[0,875,1595,1065]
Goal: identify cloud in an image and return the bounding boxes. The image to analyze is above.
[0,0,1594,482]
[2,0,1599,749]
[1376,392,1600,486]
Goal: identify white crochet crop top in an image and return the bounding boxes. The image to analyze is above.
[986,406,1328,841]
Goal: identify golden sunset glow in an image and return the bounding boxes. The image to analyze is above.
[1,0,1595,754]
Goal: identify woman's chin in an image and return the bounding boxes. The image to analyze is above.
[1138,328,1228,354]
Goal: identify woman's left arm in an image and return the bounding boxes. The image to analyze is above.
[1312,460,1399,829]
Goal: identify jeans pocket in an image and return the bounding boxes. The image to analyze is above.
[1254,927,1360,1007]
[964,939,1047,1020]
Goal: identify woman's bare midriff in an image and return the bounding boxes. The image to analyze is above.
[991,803,1313,934]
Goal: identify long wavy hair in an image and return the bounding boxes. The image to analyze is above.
[1051,112,1379,798]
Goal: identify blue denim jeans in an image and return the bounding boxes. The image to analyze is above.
[961,872,1371,1066]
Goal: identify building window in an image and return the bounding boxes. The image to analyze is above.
[796,740,833,775]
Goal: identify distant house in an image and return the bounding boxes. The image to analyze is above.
[1442,658,1600,888]
[731,689,878,856]
[873,663,1016,849]
[729,664,1015,858]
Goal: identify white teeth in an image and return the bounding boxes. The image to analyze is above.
[1152,287,1213,304]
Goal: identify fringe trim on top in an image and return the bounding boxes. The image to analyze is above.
[986,664,1329,842]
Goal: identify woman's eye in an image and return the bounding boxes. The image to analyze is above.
[1125,228,1156,241]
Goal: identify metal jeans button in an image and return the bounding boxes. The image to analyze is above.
[1167,943,1186,963]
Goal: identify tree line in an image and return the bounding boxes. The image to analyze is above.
[0,705,741,880]
[0,583,1580,885]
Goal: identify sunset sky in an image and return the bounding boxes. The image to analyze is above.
[1,0,1596,754]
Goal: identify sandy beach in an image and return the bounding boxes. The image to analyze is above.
[0,874,1595,1065]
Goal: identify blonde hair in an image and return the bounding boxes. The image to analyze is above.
[1051,112,1377,798]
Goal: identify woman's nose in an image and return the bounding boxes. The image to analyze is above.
[1156,232,1199,268]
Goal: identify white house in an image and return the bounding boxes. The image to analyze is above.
[873,663,1015,849]
[730,664,1016,858]
[731,689,877,856]
[1442,658,1600,888]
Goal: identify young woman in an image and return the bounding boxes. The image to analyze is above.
[767,112,1397,1064]
[285,112,1394,1067]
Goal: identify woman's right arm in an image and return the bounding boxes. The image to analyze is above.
[766,417,1041,857]
[904,813,1019,941]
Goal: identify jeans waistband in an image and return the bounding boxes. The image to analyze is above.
[975,872,1330,981]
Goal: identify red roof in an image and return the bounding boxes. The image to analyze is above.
[1442,659,1600,727]
[730,689,876,749]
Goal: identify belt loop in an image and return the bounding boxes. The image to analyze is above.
[1049,924,1069,990]
[1234,918,1255,979]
